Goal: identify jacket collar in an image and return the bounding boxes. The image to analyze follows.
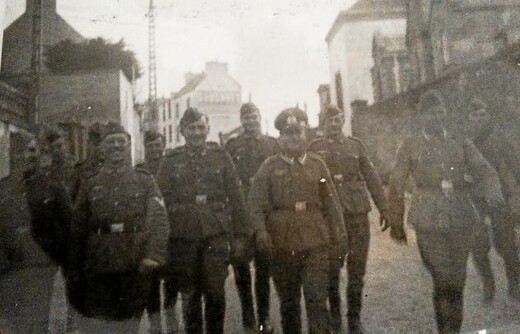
[281,153,308,165]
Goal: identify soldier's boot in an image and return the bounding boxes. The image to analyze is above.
[347,281,364,334]
[328,263,342,333]
[258,319,273,334]
[234,262,256,331]
[256,256,272,334]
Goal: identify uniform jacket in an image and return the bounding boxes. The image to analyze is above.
[388,134,503,232]
[70,164,170,274]
[156,143,251,241]
[225,132,279,195]
[135,158,162,177]
[248,152,346,255]
[71,155,102,202]
[473,125,520,213]
[308,135,388,215]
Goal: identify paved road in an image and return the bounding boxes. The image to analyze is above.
[4,211,520,333]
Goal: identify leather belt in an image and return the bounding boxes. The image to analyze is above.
[274,201,322,212]
[95,224,139,235]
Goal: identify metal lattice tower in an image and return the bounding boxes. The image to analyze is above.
[30,0,43,126]
[148,0,158,130]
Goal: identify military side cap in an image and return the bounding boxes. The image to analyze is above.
[180,107,206,130]
[469,97,487,111]
[144,130,164,144]
[323,105,344,119]
[88,122,106,145]
[103,121,130,139]
[275,107,308,132]
[240,103,259,116]
[418,90,445,115]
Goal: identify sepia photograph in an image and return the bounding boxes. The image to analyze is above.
[1,0,520,333]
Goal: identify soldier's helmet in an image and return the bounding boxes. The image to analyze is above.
[180,107,207,131]
[275,107,308,134]
[144,130,165,144]
[240,102,260,116]
[103,121,130,140]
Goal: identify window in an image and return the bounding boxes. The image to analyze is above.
[176,103,180,118]
[335,72,344,111]
[162,107,166,122]
[168,125,173,143]
[176,125,181,142]
[168,102,172,120]
[163,127,166,140]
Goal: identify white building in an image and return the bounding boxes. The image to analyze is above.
[161,61,241,148]
[326,0,406,134]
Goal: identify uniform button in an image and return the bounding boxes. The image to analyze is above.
[115,201,119,206]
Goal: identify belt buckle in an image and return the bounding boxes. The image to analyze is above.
[295,201,307,212]
[196,194,208,205]
[110,223,124,233]
[333,174,344,183]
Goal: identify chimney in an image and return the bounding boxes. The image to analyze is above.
[26,0,57,15]
[205,61,228,76]
[185,72,197,84]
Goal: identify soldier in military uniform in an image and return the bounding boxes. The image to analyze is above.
[463,98,520,301]
[71,122,106,201]
[155,108,252,334]
[137,130,166,176]
[0,132,66,334]
[225,103,279,333]
[248,107,346,334]
[309,105,390,334]
[69,122,170,333]
[387,91,504,334]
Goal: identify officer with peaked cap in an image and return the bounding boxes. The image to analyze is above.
[225,102,279,333]
[155,108,252,334]
[387,91,504,333]
[249,107,346,334]
[69,121,170,333]
[309,105,389,334]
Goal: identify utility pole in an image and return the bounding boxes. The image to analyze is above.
[30,0,43,127]
[148,0,158,131]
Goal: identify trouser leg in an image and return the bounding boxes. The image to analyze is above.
[183,289,203,334]
[490,207,520,295]
[255,253,271,325]
[271,259,301,334]
[471,222,495,302]
[233,260,256,329]
[328,263,341,332]
[303,249,330,334]
[345,213,370,325]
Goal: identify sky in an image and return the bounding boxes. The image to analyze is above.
[4,0,357,130]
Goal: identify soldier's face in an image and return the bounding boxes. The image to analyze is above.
[241,111,261,133]
[102,133,129,164]
[24,139,39,168]
[324,115,345,136]
[279,127,307,157]
[48,137,66,162]
[145,138,165,161]
[183,117,210,147]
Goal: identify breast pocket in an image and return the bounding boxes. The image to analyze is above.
[270,172,288,204]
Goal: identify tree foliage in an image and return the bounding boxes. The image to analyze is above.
[44,38,142,79]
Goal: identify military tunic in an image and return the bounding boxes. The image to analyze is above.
[225,132,279,329]
[248,152,345,334]
[388,134,502,334]
[69,164,169,326]
[156,143,250,334]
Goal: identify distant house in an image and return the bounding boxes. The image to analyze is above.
[163,61,242,148]
[326,0,407,134]
[1,0,143,164]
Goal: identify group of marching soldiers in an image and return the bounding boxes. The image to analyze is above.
[1,88,520,334]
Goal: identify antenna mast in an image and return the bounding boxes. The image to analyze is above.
[148,0,158,131]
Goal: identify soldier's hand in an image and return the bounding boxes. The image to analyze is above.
[379,210,391,232]
[139,258,160,273]
[255,230,273,260]
[390,226,407,245]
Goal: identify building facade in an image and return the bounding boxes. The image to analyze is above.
[162,61,241,148]
[371,31,412,102]
[407,0,520,88]
[326,0,406,134]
